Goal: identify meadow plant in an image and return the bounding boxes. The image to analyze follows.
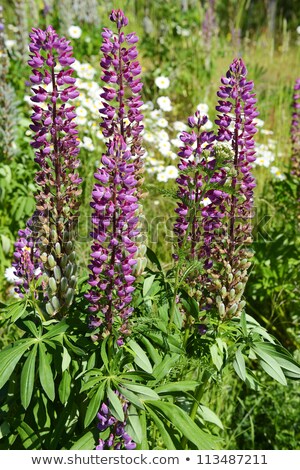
[86,9,144,344]
[28,25,82,318]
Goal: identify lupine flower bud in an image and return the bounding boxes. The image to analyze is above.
[28,26,82,318]
[86,10,145,343]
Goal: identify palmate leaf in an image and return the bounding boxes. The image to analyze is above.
[146,401,220,449]
[126,404,143,444]
[20,343,38,409]
[252,345,287,386]
[107,386,124,422]
[0,339,36,389]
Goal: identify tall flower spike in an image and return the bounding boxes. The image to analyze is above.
[86,10,144,343]
[209,58,258,320]
[28,26,82,318]
[291,78,300,179]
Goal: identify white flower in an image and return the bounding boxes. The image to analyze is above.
[296,25,300,35]
[164,165,179,179]
[200,197,212,207]
[155,76,170,89]
[4,267,19,284]
[167,151,178,161]
[5,39,16,49]
[270,166,286,180]
[157,117,168,128]
[157,172,169,182]
[96,130,105,140]
[76,116,87,125]
[157,130,169,142]
[158,140,171,155]
[171,138,182,148]
[157,96,172,112]
[68,25,82,39]
[197,103,209,114]
[261,129,273,135]
[77,106,88,117]
[143,131,155,143]
[81,136,95,151]
[150,109,162,120]
[173,121,187,132]
[77,63,96,80]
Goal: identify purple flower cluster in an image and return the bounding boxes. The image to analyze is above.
[96,395,136,450]
[291,78,300,179]
[174,58,258,320]
[12,215,42,297]
[174,111,215,259]
[86,9,144,342]
[28,26,82,317]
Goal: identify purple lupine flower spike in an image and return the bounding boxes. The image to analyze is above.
[86,9,144,342]
[210,58,258,319]
[291,78,300,179]
[28,26,82,318]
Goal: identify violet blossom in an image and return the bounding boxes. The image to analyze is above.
[86,9,144,342]
[28,26,82,318]
[96,393,136,451]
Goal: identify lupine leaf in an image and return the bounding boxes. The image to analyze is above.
[107,386,124,422]
[0,339,35,389]
[20,344,38,409]
[147,407,176,449]
[143,274,156,297]
[58,370,71,405]
[233,346,246,381]
[126,404,143,444]
[84,382,105,427]
[146,401,220,449]
[38,342,55,401]
[70,431,95,450]
[127,339,153,373]
[155,381,199,394]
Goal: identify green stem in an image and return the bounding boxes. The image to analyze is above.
[181,369,210,449]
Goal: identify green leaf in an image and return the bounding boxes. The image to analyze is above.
[179,289,199,319]
[146,247,162,271]
[127,339,153,373]
[126,405,142,444]
[198,405,224,430]
[70,431,95,450]
[38,342,55,400]
[84,382,105,427]
[233,346,246,381]
[17,422,41,449]
[62,347,71,372]
[58,370,72,405]
[146,401,219,449]
[147,407,176,449]
[20,344,38,409]
[101,335,109,372]
[0,421,10,439]
[152,354,180,383]
[139,336,161,366]
[43,319,69,339]
[117,386,145,410]
[155,381,199,394]
[210,344,223,371]
[253,345,287,385]
[63,335,85,356]
[107,386,125,422]
[122,383,160,401]
[240,311,248,336]
[6,300,27,323]
[143,274,156,297]
[0,339,35,389]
